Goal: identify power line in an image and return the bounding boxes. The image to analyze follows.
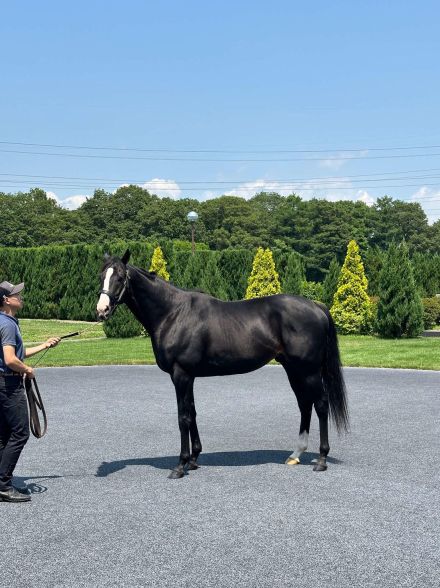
[2,148,440,162]
[1,139,440,153]
[1,181,440,192]
[2,167,440,184]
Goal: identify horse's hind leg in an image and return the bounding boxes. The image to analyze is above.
[283,368,313,466]
[284,368,330,471]
[188,386,202,470]
[313,394,330,472]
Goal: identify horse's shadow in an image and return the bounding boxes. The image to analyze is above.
[96,450,343,478]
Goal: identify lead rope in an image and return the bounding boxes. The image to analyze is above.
[24,376,47,438]
[25,322,103,437]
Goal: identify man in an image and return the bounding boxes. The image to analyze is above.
[0,280,60,503]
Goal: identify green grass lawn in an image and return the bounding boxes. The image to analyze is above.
[19,319,105,343]
[19,319,440,371]
[338,335,440,370]
[20,319,155,367]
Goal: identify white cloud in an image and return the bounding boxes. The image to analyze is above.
[224,179,294,199]
[198,190,219,201]
[141,178,181,199]
[62,195,88,210]
[47,173,378,212]
[356,190,375,206]
[45,191,88,209]
[320,150,369,170]
[113,179,182,199]
[411,186,439,199]
[410,186,440,224]
[48,178,183,212]
[211,177,377,206]
[46,191,60,203]
[320,157,347,171]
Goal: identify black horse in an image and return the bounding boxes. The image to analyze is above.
[97,250,348,479]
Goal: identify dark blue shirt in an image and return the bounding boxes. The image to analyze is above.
[0,312,25,374]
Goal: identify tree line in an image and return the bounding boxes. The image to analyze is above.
[1,240,440,336]
[104,241,439,339]
[2,186,440,280]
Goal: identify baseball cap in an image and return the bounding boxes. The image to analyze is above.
[0,281,25,299]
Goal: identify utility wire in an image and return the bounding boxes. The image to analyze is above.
[1,181,440,192]
[2,167,440,184]
[1,140,440,153]
[2,148,440,162]
[2,176,440,189]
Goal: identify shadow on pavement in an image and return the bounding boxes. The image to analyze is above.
[96,450,343,477]
[13,475,62,494]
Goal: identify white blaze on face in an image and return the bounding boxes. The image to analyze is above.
[97,267,114,315]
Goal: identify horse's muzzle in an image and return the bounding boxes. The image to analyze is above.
[96,308,110,321]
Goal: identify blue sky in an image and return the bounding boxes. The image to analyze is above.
[1,2,440,220]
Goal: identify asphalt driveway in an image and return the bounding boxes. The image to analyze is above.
[0,365,438,587]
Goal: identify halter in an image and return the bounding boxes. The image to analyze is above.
[99,268,130,308]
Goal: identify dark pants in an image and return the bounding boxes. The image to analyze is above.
[0,375,30,491]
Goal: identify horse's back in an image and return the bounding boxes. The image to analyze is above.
[173,293,330,376]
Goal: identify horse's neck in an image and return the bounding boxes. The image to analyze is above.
[125,267,175,333]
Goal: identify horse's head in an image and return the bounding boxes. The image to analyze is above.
[96,249,131,320]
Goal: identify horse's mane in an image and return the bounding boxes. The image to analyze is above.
[129,265,157,280]
[129,264,185,291]
[129,264,208,296]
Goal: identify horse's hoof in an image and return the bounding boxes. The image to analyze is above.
[188,461,199,470]
[168,469,185,479]
[285,457,300,466]
[313,462,327,472]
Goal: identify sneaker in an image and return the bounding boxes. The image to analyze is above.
[0,487,31,502]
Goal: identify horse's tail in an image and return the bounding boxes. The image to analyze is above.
[318,304,349,433]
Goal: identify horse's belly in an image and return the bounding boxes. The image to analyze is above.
[196,340,276,376]
[196,355,272,377]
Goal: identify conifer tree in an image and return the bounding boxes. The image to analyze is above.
[363,246,385,297]
[200,254,228,299]
[301,280,324,302]
[331,240,373,334]
[181,251,211,290]
[217,249,253,300]
[282,251,305,295]
[170,251,191,287]
[322,257,341,308]
[376,241,424,338]
[149,246,170,281]
[245,247,281,299]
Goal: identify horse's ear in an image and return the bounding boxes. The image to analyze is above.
[121,249,131,264]
[103,252,110,261]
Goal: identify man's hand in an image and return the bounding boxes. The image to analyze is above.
[24,366,35,379]
[45,337,61,349]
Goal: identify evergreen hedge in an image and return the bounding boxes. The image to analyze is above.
[0,242,254,321]
[102,305,143,338]
[282,251,305,296]
[376,242,424,338]
[1,240,438,331]
[322,257,341,308]
[0,241,153,321]
[421,297,440,329]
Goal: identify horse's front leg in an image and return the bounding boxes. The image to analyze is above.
[169,365,194,479]
[188,385,202,470]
